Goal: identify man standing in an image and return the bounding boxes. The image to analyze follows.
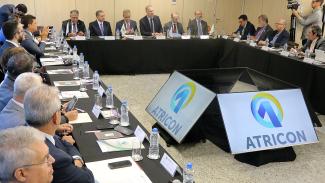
[62,10,86,37]
[0,4,27,27]
[292,0,323,45]
[234,14,256,40]
[89,10,112,37]
[139,5,163,36]
[164,12,185,37]
[116,9,138,36]
[187,10,208,36]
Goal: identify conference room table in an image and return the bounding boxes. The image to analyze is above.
[67,38,325,115]
[44,64,183,183]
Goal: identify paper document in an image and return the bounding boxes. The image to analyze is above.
[86,156,152,183]
[47,69,73,75]
[59,91,89,99]
[54,80,81,87]
[69,113,92,124]
[97,137,144,153]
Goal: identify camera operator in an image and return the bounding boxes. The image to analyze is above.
[292,0,323,45]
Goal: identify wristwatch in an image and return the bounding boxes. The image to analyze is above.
[72,156,84,164]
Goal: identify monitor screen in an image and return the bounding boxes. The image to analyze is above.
[217,89,318,154]
[146,71,216,143]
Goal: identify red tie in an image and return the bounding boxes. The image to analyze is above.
[172,24,176,33]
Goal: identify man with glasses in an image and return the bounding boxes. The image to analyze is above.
[292,0,324,45]
[0,126,55,183]
[0,21,24,57]
[62,10,86,37]
[258,18,289,48]
[25,85,94,183]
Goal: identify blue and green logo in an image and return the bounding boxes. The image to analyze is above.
[251,92,284,128]
[171,82,196,113]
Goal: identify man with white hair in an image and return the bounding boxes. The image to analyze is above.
[25,85,94,183]
[139,5,163,36]
[163,12,185,37]
[0,73,77,136]
[0,126,55,183]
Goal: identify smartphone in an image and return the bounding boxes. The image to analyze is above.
[66,96,78,112]
[114,126,133,136]
[108,160,132,170]
[96,123,115,130]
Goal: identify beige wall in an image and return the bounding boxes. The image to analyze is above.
[0,0,318,43]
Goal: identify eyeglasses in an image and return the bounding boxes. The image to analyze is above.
[21,153,54,168]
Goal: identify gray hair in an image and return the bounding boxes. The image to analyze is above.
[70,9,79,15]
[123,9,131,16]
[13,72,43,98]
[0,126,45,182]
[96,10,104,17]
[24,85,61,128]
[7,52,34,78]
[145,5,153,11]
[258,14,269,24]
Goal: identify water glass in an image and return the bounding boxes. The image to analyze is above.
[132,139,143,162]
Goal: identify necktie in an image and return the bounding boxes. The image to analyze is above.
[99,22,104,36]
[270,32,281,46]
[150,18,154,33]
[127,22,131,31]
[255,27,265,41]
[73,23,77,33]
[197,20,203,36]
[172,23,176,33]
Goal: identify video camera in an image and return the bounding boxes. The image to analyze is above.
[287,0,300,10]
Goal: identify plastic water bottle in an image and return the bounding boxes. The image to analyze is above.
[105,85,114,108]
[86,29,91,39]
[247,33,251,41]
[188,28,191,36]
[283,43,288,51]
[92,71,99,90]
[305,48,311,58]
[120,100,129,126]
[183,163,194,183]
[83,61,90,79]
[79,53,84,69]
[116,30,120,40]
[148,128,160,160]
[265,38,270,47]
[63,40,69,53]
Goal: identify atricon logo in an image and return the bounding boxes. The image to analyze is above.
[170,82,196,113]
[251,92,284,128]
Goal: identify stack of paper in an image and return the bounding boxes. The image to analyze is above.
[59,91,89,100]
[97,137,144,153]
[40,57,64,66]
[47,69,73,75]
[69,113,92,124]
[54,80,81,87]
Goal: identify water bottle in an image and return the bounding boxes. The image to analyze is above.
[148,128,160,160]
[105,85,114,109]
[247,33,251,41]
[83,61,90,79]
[283,43,288,51]
[63,40,69,53]
[305,48,311,58]
[183,163,194,183]
[72,45,78,62]
[188,28,191,37]
[265,38,270,47]
[79,53,84,69]
[120,100,130,126]
[116,30,120,40]
[92,71,99,90]
[86,29,91,39]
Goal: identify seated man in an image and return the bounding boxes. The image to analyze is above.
[259,18,289,48]
[25,85,95,183]
[139,5,163,36]
[0,21,24,57]
[116,9,138,36]
[21,15,49,59]
[234,14,256,40]
[187,10,208,36]
[0,72,78,135]
[253,14,273,42]
[62,10,86,37]
[0,52,34,111]
[0,126,55,183]
[164,12,184,37]
[302,25,325,53]
[89,10,112,37]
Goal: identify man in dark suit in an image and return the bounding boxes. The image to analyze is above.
[259,18,289,48]
[116,9,138,36]
[0,21,23,57]
[139,5,163,36]
[164,12,184,37]
[302,25,325,55]
[234,14,256,40]
[253,14,273,42]
[20,15,48,59]
[25,85,95,183]
[62,10,86,37]
[187,10,208,36]
[0,4,27,27]
[89,10,112,37]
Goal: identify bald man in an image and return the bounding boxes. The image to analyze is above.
[163,12,184,36]
[187,10,208,36]
[259,18,289,48]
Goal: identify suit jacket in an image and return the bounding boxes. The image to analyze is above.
[139,16,163,36]
[89,20,112,37]
[0,40,17,57]
[0,4,15,27]
[268,29,290,48]
[235,21,256,40]
[0,74,14,111]
[187,19,208,36]
[163,21,185,35]
[0,99,25,130]
[255,24,273,42]
[302,38,325,54]
[115,20,138,34]
[62,20,87,37]
[20,30,46,58]
[45,136,94,183]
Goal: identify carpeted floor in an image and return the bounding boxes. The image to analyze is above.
[101,74,325,183]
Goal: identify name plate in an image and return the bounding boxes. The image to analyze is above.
[156,35,166,40]
[104,36,115,40]
[160,153,179,177]
[134,125,148,142]
[181,35,191,40]
[249,42,257,47]
[92,105,101,118]
[98,85,105,97]
[280,51,290,57]
[134,36,143,40]
[234,38,240,42]
[200,35,209,40]
[222,35,229,39]
[261,46,269,51]
[303,57,315,64]
[75,36,86,40]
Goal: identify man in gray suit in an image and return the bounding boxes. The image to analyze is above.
[302,25,325,55]
[253,14,273,42]
[116,9,138,36]
[163,12,184,37]
[20,14,49,59]
[187,10,208,36]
